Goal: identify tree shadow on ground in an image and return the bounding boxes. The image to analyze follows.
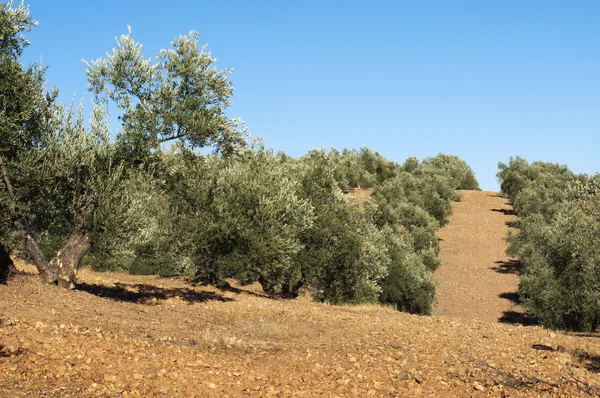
[498,290,538,326]
[191,279,281,300]
[491,260,522,275]
[499,291,521,305]
[571,349,600,374]
[76,282,233,305]
[505,220,519,228]
[499,310,538,326]
[491,208,516,216]
[566,332,600,339]
[220,285,279,299]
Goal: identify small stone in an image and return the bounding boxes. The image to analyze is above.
[208,383,216,389]
[133,373,144,380]
[473,382,485,391]
[412,373,424,384]
[397,371,410,381]
[557,345,566,353]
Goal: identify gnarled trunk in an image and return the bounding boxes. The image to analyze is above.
[1,153,92,288]
[46,202,93,289]
[49,223,91,289]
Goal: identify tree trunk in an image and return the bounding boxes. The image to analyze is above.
[0,153,92,288]
[48,201,93,288]
[0,242,15,284]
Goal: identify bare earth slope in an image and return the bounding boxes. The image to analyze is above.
[0,193,599,397]
[434,190,528,324]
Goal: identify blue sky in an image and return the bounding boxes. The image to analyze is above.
[20,1,599,191]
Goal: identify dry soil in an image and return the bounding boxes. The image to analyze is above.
[0,190,598,397]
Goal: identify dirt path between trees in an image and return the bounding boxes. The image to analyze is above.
[434,190,529,325]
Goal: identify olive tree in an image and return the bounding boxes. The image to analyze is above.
[1,2,245,287]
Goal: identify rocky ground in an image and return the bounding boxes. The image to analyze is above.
[0,191,598,397]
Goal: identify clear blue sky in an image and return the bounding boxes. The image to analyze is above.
[20,0,599,191]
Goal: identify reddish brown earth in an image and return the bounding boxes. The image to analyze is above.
[0,191,599,397]
[434,190,528,325]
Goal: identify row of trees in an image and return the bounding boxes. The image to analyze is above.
[0,2,480,315]
[497,157,600,331]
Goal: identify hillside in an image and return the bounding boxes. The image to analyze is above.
[0,192,599,397]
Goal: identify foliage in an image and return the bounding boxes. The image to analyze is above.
[173,144,314,296]
[296,150,389,303]
[498,157,600,331]
[0,1,56,248]
[85,27,246,163]
[498,156,577,222]
[420,154,480,191]
[367,174,444,272]
[378,226,436,315]
[9,100,124,257]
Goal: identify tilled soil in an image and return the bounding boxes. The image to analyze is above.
[0,191,599,397]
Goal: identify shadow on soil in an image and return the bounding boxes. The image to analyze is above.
[499,310,538,326]
[491,208,516,216]
[498,290,539,326]
[491,260,522,275]
[572,350,600,374]
[76,282,234,305]
[567,332,600,339]
[499,292,521,305]
[505,220,519,228]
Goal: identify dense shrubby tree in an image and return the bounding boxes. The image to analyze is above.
[498,157,577,221]
[194,146,313,296]
[296,150,389,303]
[378,226,436,314]
[420,154,480,191]
[336,148,400,189]
[367,176,443,271]
[498,158,600,331]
